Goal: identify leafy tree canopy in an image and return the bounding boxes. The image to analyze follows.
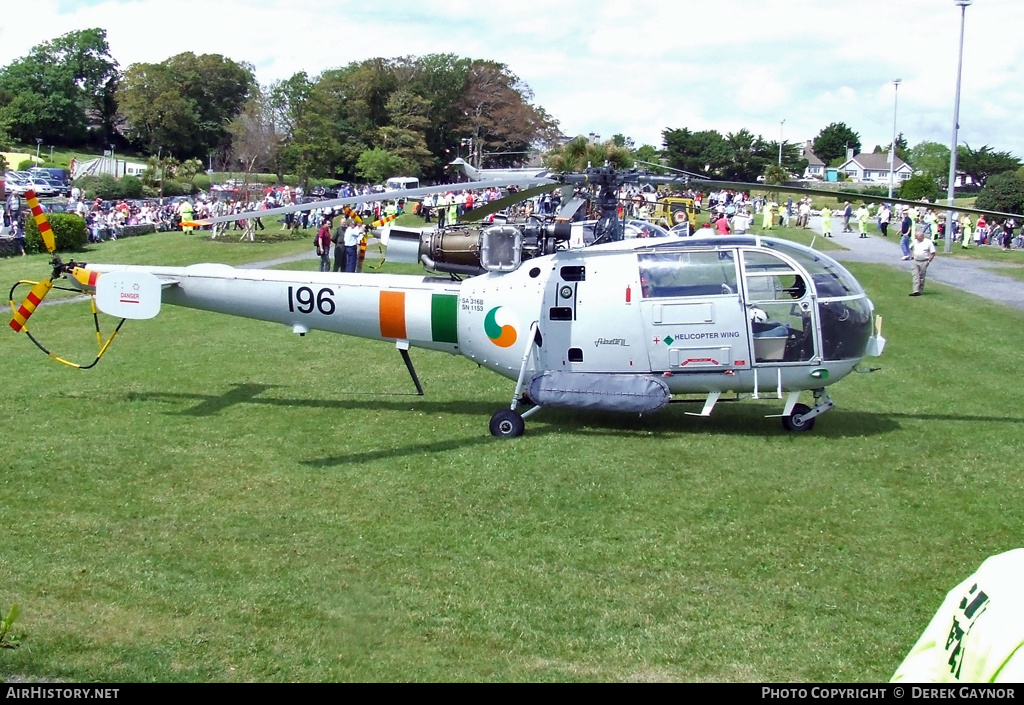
[542,135,632,172]
[662,127,801,181]
[0,28,119,147]
[957,144,1023,188]
[117,52,255,159]
[908,141,950,182]
[899,173,941,202]
[975,171,1024,214]
[812,122,861,165]
[355,147,412,184]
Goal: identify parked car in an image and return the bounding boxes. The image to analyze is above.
[28,167,70,185]
[7,177,56,196]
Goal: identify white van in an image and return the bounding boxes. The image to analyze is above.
[384,176,419,192]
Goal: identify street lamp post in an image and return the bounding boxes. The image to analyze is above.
[778,119,786,166]
[888,79,902,201]
[945,0,974,253]
[158,146,164,205]
[110,144,116,178]
[35,138,42,161]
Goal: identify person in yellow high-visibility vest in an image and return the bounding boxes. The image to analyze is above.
[177,199,194,234]
[961,215,974,248]
[892,549,1024,683]
[761,201,775,230]
[447,199,458,227]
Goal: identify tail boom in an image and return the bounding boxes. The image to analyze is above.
[77,264,464,353]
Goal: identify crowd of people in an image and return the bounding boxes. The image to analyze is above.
[6,180,1022,261]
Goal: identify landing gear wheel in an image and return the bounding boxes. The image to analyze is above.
[489,409,525,438]
[782,403,815,432]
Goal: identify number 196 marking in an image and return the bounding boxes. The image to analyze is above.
[287,286,336,315]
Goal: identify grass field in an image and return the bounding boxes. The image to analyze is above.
[2,226,1023,682]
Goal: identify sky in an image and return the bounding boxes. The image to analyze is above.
[1,0,1022,160]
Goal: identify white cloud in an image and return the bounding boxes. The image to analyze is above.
[0,0,1021,157]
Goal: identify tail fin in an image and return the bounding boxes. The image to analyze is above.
[449,158,483,181]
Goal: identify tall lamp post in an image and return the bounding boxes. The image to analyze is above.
[945,0,973,253]
[35,138,42,162]
[888,79,902,201]
[778,119,786,166]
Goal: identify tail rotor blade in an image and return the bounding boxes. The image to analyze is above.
[25,190,56,254]
[10,278,54,332]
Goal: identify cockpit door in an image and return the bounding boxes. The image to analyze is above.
[637,249,751,372]
[740,249,819,365]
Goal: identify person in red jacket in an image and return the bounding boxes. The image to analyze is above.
[316,218,333,272]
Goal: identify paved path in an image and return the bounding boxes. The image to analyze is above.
[798,217,1024,310]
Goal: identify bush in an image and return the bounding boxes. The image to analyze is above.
[975,172,1024,214]
[17,158,37,170]
[78,174,195,200]
[859,185,889,198]
[899,174,941,202]
[24,212,87,254]
[159,179,194,197]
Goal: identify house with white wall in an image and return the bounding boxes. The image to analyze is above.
[835,150,913,184]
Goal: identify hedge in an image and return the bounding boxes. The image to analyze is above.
[23,212,88,254]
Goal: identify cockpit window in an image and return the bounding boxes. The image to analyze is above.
[624,220,671,239]
[761,240,865,298]
[638,251,737,298]
[743,250,798,275]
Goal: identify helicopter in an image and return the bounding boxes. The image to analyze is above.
[447,157,554,187]
[9,169,890,437]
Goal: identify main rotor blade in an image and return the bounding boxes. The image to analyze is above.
[691,180,1024,221]
[197,178,556,226]
[24,190,56,253]
[458,183,558,223]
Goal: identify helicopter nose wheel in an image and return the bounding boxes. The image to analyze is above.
[490,409,526,438]
[781,403,815,432]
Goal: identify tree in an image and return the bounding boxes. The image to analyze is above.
[908,141,950,182]
[957,144,1023,187]
[269,72,339,184]
[227,89,282,179]
[762,163,788,186]
[723,129,769,181]
[0,28,119,147]
[662,128,730,176]
[117,52,254,158]
[355,147,411,184]
[812,122,861,165]
[377,89,434,175]
[632,143,663,172]
[456,60,557,169]
[899,174,941,202]
[975,172,1024,214]
[542,135,631,172]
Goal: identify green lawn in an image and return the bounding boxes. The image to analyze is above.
[2,226,1022,682]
